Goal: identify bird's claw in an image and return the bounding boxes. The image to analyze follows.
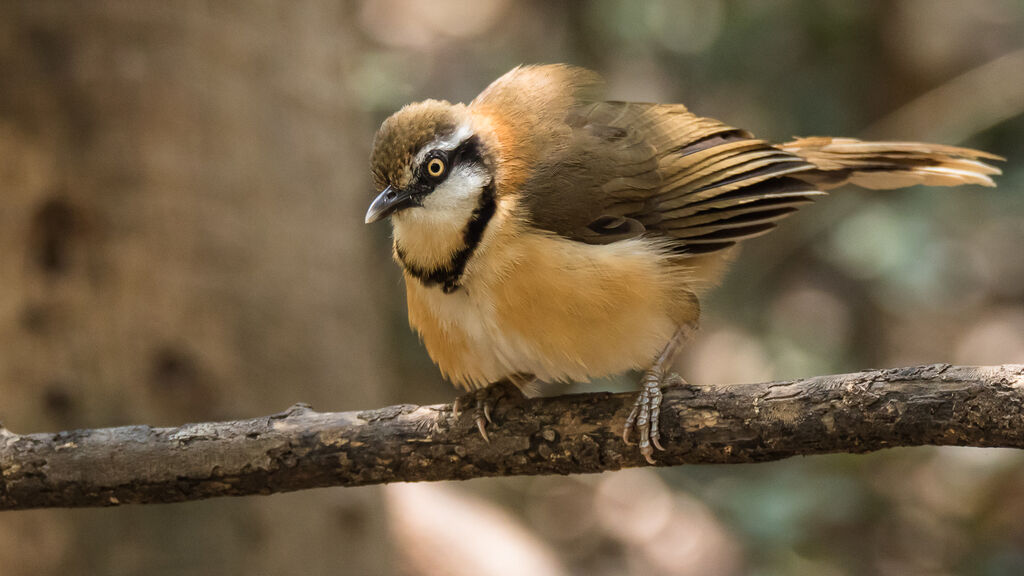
[451,388,499,442]
[623,368,684,464]
[474,388,493,442]
[475,414,490,443]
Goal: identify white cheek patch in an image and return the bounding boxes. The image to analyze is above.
[395,163,490,241]
[422,163,489,215]
[393,124,491,266]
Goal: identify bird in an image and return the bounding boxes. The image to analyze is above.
[365,64,1001,463]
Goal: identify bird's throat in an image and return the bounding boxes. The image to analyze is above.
[393,182,497,293]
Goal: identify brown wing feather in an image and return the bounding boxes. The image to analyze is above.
[517,98,823,254]
[484,66,1001,256]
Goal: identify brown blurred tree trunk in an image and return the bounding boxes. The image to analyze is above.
[0,2,393,574]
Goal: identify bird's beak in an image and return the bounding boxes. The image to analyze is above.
[365,185,417,224]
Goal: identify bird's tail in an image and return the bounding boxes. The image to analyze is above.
[780,136,1003,191]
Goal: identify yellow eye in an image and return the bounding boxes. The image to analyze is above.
[426,157,446,178]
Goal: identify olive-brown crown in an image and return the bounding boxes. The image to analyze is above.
[369,99,470,191]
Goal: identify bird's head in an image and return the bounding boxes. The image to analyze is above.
[366,100,496,231]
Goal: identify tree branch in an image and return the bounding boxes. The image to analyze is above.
[2,364,1022,510]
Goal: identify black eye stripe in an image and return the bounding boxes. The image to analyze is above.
[418,135,486,188]
[424,136,483,168]
[451,135,483,166]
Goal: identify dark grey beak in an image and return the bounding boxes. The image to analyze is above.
[365,185,417,224]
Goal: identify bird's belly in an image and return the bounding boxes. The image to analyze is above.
[404,234,694,390]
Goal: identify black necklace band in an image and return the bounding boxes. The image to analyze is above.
[396,181,497,294]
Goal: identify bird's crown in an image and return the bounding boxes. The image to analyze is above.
[370,100,473,192]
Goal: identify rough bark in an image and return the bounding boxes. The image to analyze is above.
[2,364,1022,510]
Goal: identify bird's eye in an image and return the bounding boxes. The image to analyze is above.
[425,157,447,179]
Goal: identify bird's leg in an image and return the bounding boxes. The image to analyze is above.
[623,325,695,464]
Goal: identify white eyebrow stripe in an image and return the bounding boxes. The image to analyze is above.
[414,122,473,165]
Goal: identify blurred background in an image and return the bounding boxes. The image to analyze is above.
[1,1,1022,574]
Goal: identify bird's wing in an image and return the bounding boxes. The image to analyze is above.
[518,99,824,255]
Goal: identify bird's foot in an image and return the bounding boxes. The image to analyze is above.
[623,367,686,464]
[452,381,522,443]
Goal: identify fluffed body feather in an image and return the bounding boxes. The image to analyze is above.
[369,65,1001,391]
